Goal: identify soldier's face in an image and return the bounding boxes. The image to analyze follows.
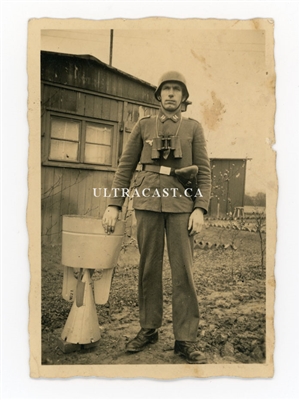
[160,82,183,112]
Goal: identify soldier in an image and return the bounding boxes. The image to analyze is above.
[102,71,211,363]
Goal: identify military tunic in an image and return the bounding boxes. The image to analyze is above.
[109,109,211,213]
[109,109,211,341]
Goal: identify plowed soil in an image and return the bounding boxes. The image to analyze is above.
[41,223,266,365]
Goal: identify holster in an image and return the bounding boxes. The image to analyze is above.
[174,165,198,199]
[176,175,198,199]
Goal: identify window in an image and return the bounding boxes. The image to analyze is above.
[46,113,118,168]
[49,117,80,162]
[84,122,113,165]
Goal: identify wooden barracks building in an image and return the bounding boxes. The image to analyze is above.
[41,51,247,244]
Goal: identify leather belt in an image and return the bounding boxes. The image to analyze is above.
[141,164,176,176]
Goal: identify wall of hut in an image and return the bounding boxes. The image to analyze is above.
[41,52,159,244]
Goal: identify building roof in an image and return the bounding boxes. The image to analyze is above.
[41,50,157,90]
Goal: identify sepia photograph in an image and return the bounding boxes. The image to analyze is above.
[27,17,276,379]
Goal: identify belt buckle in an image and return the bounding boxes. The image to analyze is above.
[159,166,171,175]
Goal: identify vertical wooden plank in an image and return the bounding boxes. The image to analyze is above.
[77,170,89,215]
[67,60,75,87]
[105,171,115,214]
[133,104,140,122]
[111,74,118,96]
[41,168,47,244]
[47,86,61,109]
[93,96,103,119]
[138,106,146,118]
[132,82,143,102]
[122,77,129,99]
[126,80,133,100]
[110,122,118,168]
[117,101,125,161]
[41,167,55,244]
[110,100,118,121]
[117,75,123,98]
[41,84,47,163]
[99,171,109,218]
[68,169,81,215]
[208,160,216,217]
[105,70,113,94]
[120,101,128,155]
[241,159,247,207]
[96,69,101,92]
[126,81,132,101]
[88,60,97,91]
[77,92,85,115]
[102,98,111,120]
[117,100,123,122]
[50,168,63,244]
[96,170,106,219]
[90,171,102,218]
[58,59,69,85]
[212,160,222,216]
[84,94,94,118]
[78,62,86,89]
[61,88,77,112]
[86,171,94,213]
[228,160,246,211]
[222,159,230,215]
[41,83,49,117]
[60,168,72,219]
[126,102,133,122]
[82,172,92,216]
[99,68,106,93]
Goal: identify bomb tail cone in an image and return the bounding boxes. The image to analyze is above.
[61,269,100,345]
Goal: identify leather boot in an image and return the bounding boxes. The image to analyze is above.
[174,340,206,364]
[126,328,158,352]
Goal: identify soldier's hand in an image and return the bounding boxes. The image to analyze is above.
[102,206,120,234]
[188,208,204,236]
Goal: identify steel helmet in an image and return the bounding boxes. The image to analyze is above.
[154,71,189,101]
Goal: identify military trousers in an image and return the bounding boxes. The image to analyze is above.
[135,210,200,341]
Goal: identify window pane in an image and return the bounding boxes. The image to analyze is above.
[84,144,112,165]
[86,123,112,145]
[49,139,78,162]
[51,117,79,141]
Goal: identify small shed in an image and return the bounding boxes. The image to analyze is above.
[41,51,160,244]
[208,158,247,217]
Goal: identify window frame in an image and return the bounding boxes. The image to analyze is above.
[43,110,119,171]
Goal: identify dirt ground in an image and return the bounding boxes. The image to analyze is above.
[41,220,266,365]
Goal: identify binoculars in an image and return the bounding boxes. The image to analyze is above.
[151,136,182,159]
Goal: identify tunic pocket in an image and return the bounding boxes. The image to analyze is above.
[132,171,146,188]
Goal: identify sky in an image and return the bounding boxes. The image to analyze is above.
[41,24,272,195]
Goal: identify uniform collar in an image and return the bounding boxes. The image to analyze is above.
[158,109,181,123]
